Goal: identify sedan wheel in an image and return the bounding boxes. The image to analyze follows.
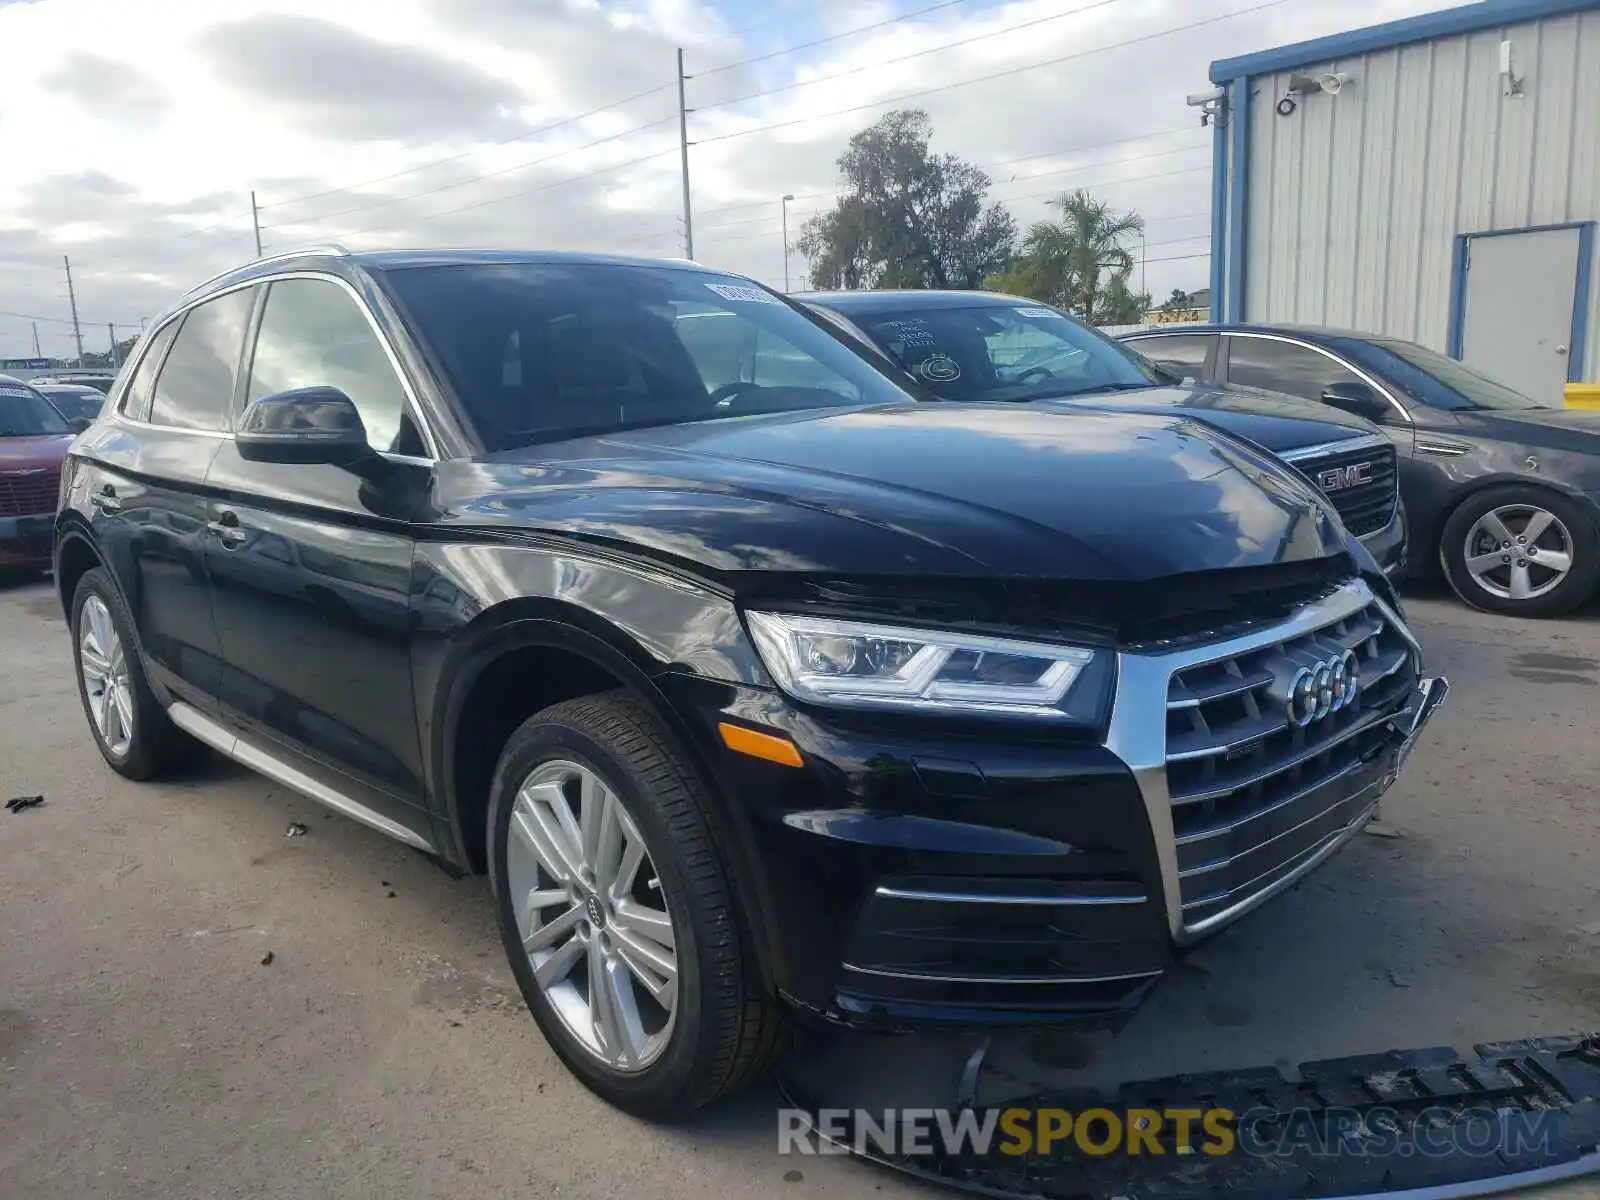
[1460,504,1572,602]
[1440,485,1600,618]
[506,759,678,1072]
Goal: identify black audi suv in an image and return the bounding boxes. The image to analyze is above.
[54,249,1446,1117]
[1121,324,1600,618]
[802,290,1407,581]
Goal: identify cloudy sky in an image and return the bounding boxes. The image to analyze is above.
[1,0,1452,360]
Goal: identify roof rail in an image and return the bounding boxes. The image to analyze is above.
[178,244,353,301]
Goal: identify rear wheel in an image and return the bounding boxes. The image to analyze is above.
[487,690,786,1117]
[71,568,193,778]
[1439,485,1600,617]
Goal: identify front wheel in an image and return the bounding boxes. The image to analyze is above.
[487,691,786,1117]
[1439,485,1600,617]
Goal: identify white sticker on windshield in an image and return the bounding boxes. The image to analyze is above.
[0,386,34,397]
[705,282,783,305]
[1014,306,1057,318]
[917,354,961,383]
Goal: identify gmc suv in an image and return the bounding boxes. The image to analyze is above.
[54,249,1446,1118]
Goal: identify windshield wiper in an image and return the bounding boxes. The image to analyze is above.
[1056,382,1153,396]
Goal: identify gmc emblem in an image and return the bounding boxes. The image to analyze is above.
[1318,462,1373,492]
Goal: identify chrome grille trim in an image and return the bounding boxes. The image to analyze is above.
[1106,578,1421,941]
[1289,439,1400,539]
[873,885,1147,907]
[839,963,1162,985]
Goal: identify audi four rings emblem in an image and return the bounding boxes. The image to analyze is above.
[1287,650,1360,727]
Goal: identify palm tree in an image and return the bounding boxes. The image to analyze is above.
[1017,190,1145,319]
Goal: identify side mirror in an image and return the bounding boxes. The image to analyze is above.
[1320,380,1390,423]
[67,416,93,433]
[236,386,371,466]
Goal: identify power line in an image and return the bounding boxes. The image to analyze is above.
[996,143,1208,185]
[338,145,681,240]
[692,126,1205,224]
[692,0,1294,146]
[981,126,1200,170]
[695,0,978,79]
[695,0,1127,115]
[264,116,678,231]
[256,81,679,214]
[696,157,1212,242]
[992,163,1211,205]
[0,307,142,327]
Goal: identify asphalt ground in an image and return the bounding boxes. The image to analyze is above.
[2,573,1597,1199]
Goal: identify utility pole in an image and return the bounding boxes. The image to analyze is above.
[251,191,264,257]
[676,48,694,260]
[781,194,795,292]
[31,322,41,357]
[63,255,85,366]
[108,323,122,369]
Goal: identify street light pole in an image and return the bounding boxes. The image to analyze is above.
[781,194,795,292]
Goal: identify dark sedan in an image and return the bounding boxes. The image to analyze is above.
[35,383,107,426]
[1120,325,1600,618]
[801,290,1407,579]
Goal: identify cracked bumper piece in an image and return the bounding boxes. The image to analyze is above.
[776,1032,1600,1200]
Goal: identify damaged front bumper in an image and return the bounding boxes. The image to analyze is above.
[692,581,1447,1030]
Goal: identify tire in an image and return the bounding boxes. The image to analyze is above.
[1438,484,1600,618]
[70,567,193,779]
[487,690,786,1118]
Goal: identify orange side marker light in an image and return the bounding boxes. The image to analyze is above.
[718,721,804,768]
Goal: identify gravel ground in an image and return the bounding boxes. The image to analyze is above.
[1,574,1596,1199]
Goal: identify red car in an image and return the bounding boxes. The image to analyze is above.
[0,374,77,574]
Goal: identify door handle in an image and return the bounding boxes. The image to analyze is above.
[207,510,247,548]
[88,487,121,514]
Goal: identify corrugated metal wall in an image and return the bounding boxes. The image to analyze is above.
[1241,8,1600,380]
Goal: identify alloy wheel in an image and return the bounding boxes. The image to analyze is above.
[1461,504,1574,602]
[505,760,679,1072]
[79,594,133,757]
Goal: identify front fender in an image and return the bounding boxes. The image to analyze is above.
[410,537,784,994]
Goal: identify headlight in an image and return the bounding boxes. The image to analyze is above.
[744,611,1109,721]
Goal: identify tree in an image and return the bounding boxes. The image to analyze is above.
[984,189,1144,321]
[797,110,1015,291]
[1162,287,1191,312]
[1093,271,1151,325]
[80,335,139,369]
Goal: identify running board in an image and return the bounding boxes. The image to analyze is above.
[167,702,436,853]
[777,1032,1600,1199]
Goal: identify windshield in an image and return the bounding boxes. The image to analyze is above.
[39,387,103,421]
[0,382,71,436]
[380,262,911,451]
[843,302,1160,402]
[1362,338,1551,410]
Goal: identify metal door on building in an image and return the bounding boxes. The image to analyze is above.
[1455,225,1586,405]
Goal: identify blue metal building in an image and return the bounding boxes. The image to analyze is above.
[1207,0,1600,403]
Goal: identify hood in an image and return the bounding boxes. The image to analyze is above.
[0,434,73,471]
[1036,382,1378,454]
[443,403,1349,583]
[1457,405,1600,446]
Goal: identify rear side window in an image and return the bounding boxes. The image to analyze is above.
[149,288,255,431]
[1127,333,1212,378]
[119,321,180,421]
[1224,336,1362,400]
